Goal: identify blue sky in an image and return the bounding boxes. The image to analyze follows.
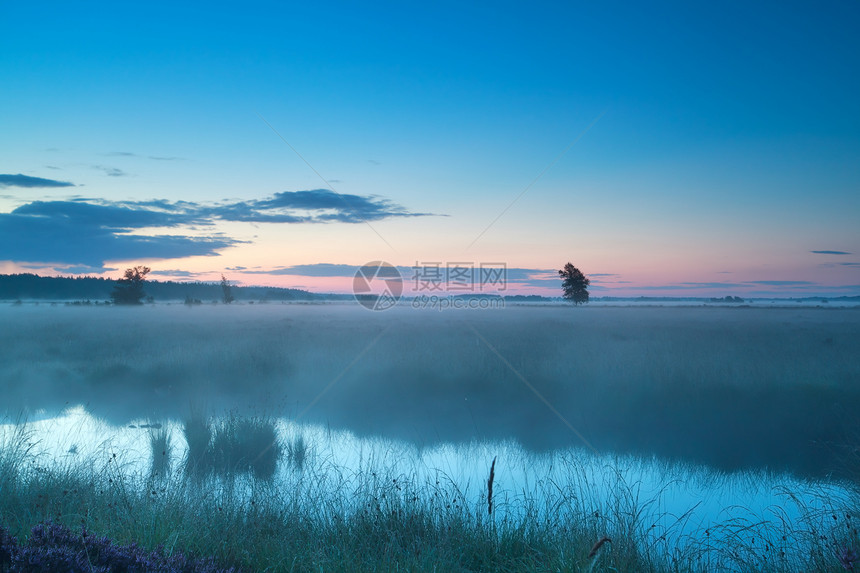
[1,1,858,296]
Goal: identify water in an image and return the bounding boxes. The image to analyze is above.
[3,404,853,562]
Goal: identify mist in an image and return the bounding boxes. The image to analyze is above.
[2,302,858,480]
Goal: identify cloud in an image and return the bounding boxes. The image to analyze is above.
[0,210,238,267]
[13,200,202,229]
[0,201,239,268]
[243,263,361,277]
[53,264,114,275]
[0,173,75,188]
[1,190,434,268]
[238,264,573,291]
[8,189,433,227]
[93,165,127,177]
[745,280,816,286]
[235,189,435,223]
[106,151,184,161]
[148,269,207,278]
[80,190,435,225]
[811,250,851,255]
[632,282,746,291]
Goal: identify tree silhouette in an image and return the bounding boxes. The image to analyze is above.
[558,263,589,305]
[111,266,150,305]
[220,274,234,304]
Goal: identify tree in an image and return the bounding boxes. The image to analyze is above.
[111,266,150,305]
[558,263,590,305]
[220,274,234,304]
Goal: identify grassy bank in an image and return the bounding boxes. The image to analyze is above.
[2,415,859,572]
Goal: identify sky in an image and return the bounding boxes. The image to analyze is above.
[1,1,858,297]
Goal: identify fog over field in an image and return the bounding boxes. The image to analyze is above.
[2,303,858,480]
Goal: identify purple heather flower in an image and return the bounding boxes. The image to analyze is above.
[0,521,241,573]
[838,545,860,570]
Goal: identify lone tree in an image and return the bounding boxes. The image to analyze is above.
[558,263,590,305]
[220,274,234,304]
[111,266,150,305]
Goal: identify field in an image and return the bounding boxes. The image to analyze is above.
[1,302,860,571]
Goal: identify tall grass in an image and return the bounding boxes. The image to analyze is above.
[3,414,860,572]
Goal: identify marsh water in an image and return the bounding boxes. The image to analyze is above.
[2,302,859,555]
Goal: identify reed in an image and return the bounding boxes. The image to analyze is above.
[487,455,496,516]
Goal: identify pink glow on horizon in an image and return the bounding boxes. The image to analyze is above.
[0,260,856,299]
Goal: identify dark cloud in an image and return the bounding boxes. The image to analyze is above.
[13,200,201,229]
[240,189,434,223]
[811,250,851,255]
[2,200,235,268]
[0,173,75,188]
[53,264,113,275]
[1,190,434,268]
[211,202,308,223]
[13,190,434,226]
[0,211,237,268]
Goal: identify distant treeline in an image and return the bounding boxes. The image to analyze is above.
[0,273,329,302]
[3,273,856,304]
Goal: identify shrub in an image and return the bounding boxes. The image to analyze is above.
[0,521,241,572]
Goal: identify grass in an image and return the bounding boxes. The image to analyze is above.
[3,414,860,572]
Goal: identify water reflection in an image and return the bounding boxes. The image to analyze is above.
[2,405,853,562]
